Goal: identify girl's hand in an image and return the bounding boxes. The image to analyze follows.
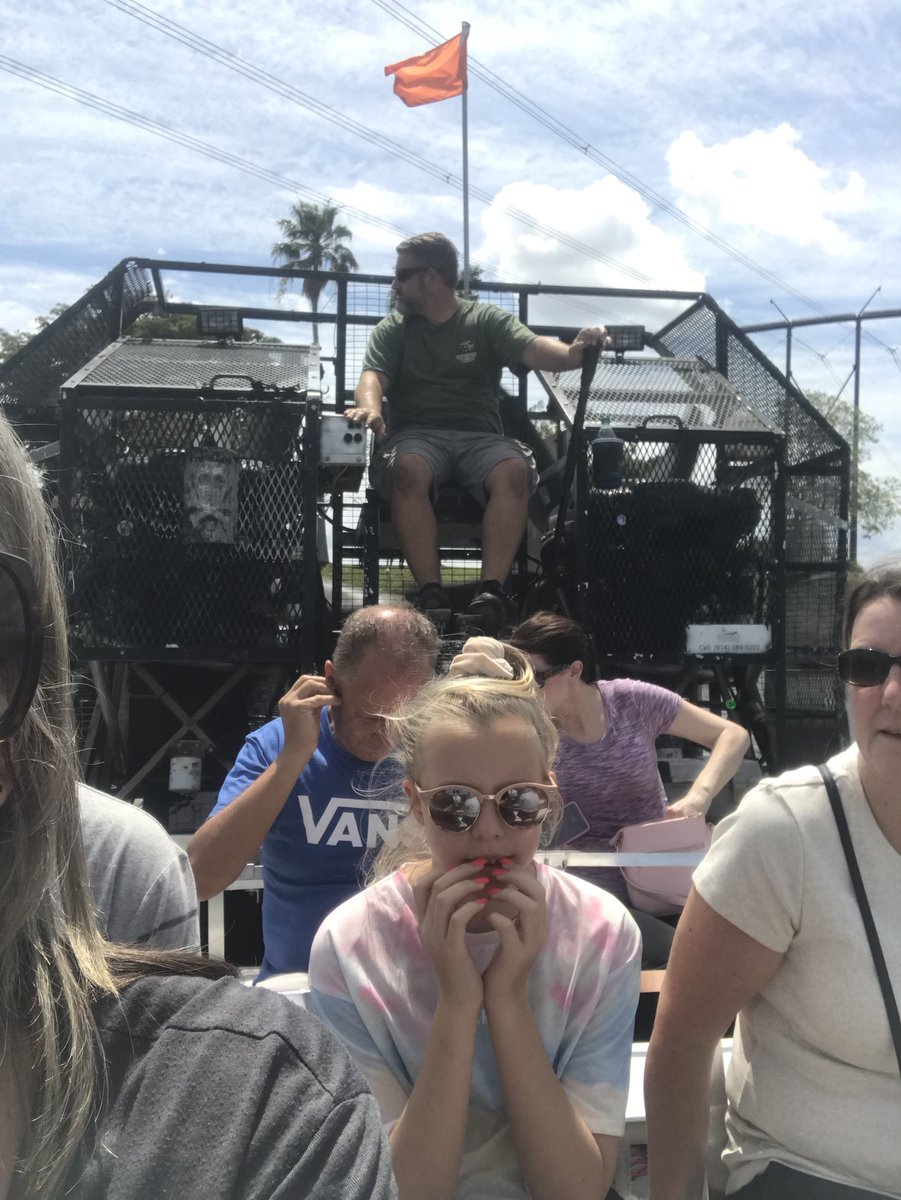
[482,864,548,1011]
[410,861,487,1013]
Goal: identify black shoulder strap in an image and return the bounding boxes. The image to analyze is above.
[818,763,901,1077]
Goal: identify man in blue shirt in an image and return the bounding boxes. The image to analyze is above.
[188,603,438,977]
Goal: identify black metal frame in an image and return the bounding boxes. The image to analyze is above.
[0,258,850,780]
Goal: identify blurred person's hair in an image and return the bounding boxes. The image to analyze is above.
[0,415,233,1199]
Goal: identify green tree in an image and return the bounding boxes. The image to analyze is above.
[0,328,30,363]
[272,201,359,344]
[457,262,483,297]
[1,304,70,363]
[805,388,901,540]
[126,312,281,342]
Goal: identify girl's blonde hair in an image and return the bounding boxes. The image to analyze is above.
[371,646,560,880]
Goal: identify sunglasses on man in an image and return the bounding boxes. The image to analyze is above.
[393,266,429,283]
[414,781,556,833]
[838,647,901,688]
[0,552,44,738]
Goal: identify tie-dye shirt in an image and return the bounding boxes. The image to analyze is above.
[308,864,640,1200]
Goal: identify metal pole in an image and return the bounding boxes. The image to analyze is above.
[850,317,862,563]
[461,21,471,296]
[849,287,880,564]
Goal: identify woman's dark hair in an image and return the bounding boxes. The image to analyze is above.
[843,557,901,649]
[507,612,597,682]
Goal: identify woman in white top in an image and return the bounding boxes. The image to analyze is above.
[645,559,901,1199]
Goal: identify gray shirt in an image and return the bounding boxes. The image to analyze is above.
[79,784,200,950]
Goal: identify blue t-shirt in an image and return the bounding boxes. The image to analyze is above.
[211,709,400,978]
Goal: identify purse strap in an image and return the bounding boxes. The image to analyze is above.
[818,764,901,1077]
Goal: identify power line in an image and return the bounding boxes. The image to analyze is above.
[97,0,652,285]
[0,56,610,324]
[370,0,830,313]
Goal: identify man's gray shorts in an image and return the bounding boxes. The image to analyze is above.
[369,429,538,504]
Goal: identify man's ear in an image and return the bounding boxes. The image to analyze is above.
[403,779,424,825]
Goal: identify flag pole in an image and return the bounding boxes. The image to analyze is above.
[461,21,471,296]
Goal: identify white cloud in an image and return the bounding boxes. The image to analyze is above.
[477,177,706,328]
[667,124,866,254]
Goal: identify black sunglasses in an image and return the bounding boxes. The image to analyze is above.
[533,662,571,688]
[838,647,901,688]
[0,552,44,739]
[393,266,428,283]
[415,781,555,833]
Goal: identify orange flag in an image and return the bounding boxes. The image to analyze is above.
[384,33,467,107]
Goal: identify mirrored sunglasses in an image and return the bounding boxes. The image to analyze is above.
[415,781,555,833]
[0,552,43,739]
[838,647,901,688]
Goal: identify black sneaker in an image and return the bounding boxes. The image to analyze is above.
[462,588,511,638]
[413,582,453,613]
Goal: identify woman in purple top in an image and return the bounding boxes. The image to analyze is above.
[508,613,749,970]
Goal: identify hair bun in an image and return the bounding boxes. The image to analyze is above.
[448,637,514,679]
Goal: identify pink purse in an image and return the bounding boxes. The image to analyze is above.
[610,814,713,916]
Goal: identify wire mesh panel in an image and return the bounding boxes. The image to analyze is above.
[60,396,320,662]
[574,432,778,660]
[66,338,316,393]
[539,358,776,433]
[0,260,157,415]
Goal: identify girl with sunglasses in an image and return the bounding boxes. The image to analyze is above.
[0,415,394,1200]
[645,558,901,1200]
[308,643,641,1200]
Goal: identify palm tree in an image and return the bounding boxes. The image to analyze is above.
[272,201,359,344]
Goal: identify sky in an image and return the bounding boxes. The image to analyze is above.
[2,0,900,561]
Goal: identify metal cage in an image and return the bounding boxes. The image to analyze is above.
[59,338,322,665]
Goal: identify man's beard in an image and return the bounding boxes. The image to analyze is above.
[394,293,423,318]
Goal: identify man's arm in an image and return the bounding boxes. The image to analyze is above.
[345,369,389,440]
[520,326,608,373]
[187,675,334,900]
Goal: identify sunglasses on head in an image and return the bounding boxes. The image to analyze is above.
[414,781,555,833]
[0,551,44,739]
[394,266,428,283]
[533,662,571,688]
[838,647,901,688]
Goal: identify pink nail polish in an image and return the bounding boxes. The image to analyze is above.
[476,897,489,905]
[486,887,504,896]
[499,856,513,865]
[471,857,488,865]
[472,876,490,885]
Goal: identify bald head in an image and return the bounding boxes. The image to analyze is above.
[327,604,438,761]
[332,603,439,678]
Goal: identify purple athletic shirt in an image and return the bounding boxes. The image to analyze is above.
[553,678,681,903]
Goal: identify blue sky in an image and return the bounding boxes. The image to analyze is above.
[2,0,900,559]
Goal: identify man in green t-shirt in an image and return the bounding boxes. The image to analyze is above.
[347,232,607,631]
